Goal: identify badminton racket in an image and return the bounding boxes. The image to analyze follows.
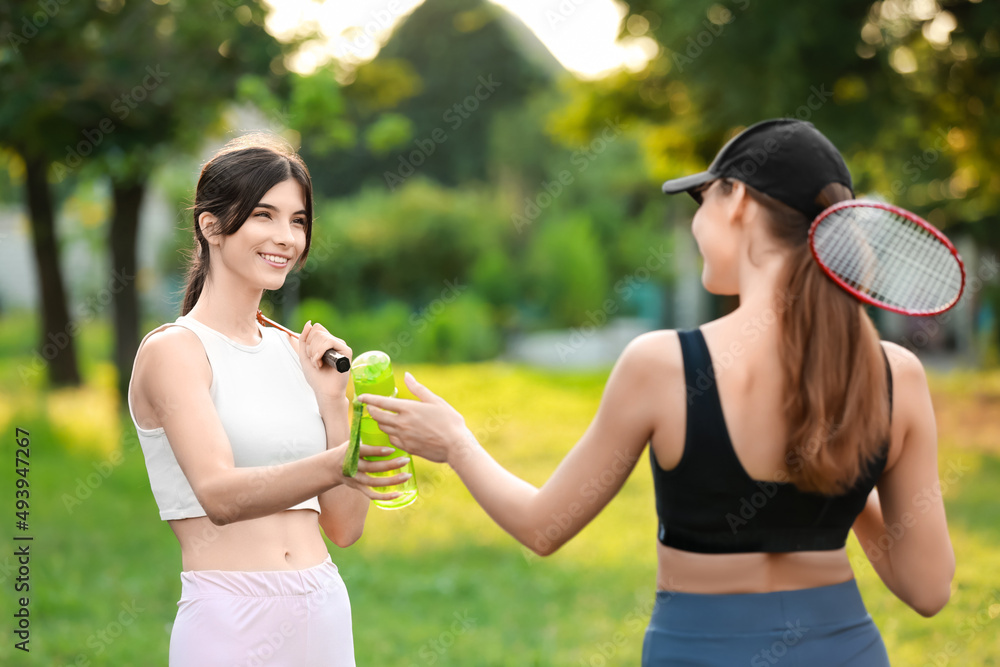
[255,309,351,373]
[809,201,965,316]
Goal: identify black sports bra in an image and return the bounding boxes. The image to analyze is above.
[650,328,892,553]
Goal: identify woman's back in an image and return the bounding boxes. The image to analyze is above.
[643,314,912,594]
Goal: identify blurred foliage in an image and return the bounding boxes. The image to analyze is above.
[3,0,997,371]
[524,214,610,328]
[0,0,291,182]
[549,0,1000,350]
[300,0,555,197]
[574,0,1000,244]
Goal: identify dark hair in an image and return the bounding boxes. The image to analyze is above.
[719,177,890,495]
[180,133,315,315]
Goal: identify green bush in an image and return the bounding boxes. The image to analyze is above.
[292,293,499,364]
[524,214,610,329]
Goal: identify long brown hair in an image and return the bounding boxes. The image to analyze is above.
[181,133,315,315]
[721,178,890,495]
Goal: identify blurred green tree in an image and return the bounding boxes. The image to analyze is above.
[302,0,559,197]
[556,0,999,346]
[0,0,291,397]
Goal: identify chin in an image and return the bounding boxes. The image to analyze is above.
[701,273,738,296]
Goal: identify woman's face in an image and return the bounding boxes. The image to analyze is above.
[690,179,742,296]
[208,178,308,291]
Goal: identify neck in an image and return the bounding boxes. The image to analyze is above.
[187,267,265,344]
[723,249,795,349]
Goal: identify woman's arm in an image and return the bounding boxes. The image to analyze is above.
[137,327,410,526]
[360,331,679,555]
[851,344,955,617]
[284,327,379,547]
[315,396,378,547]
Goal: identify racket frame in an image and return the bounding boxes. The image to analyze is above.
[808,200,966,316]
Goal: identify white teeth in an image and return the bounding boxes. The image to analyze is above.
[260,253,288,265]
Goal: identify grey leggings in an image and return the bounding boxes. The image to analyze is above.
[642,578,891,666]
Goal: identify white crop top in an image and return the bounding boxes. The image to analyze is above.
[126,314,326,520]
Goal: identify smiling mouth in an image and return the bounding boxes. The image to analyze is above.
[259,253,290,268]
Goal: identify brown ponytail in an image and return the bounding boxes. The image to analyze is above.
[178,132,315,316]
[181,245,210,316]
[726,178,890,495]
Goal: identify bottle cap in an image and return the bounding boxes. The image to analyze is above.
[351,350,396,397]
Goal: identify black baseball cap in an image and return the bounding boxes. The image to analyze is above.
[661,119,853,219]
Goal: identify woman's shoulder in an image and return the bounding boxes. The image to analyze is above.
[618,329,684,378]
[878,340,924,376]
[134,323,211,389]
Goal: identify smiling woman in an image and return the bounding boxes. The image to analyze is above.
[125,133,411,666]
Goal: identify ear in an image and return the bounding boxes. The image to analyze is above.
[198,212,221,247]
[723,180,751,230]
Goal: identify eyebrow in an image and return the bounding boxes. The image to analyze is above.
[255,203,308,216]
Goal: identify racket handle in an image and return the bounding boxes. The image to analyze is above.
[322,348,351,373]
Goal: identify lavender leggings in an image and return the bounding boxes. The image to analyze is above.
[168,555,355,667]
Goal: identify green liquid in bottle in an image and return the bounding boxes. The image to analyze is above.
[351,351,418,510]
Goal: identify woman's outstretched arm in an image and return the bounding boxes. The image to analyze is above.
[360,331,679,555]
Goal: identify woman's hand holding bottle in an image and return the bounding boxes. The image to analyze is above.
[358,372,472,465]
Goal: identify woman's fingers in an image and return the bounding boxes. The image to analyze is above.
[403,371,440,403]
[358,393,407,411]
[363,489,404,501]
[357,456,410,474]
[358,444,396,457]
[366,403,400,427]
[353,470,412,488]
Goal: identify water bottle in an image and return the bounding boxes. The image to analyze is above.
[351,350,418,510]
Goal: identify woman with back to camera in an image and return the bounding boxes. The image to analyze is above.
[359,119,955,665]
[126,133,411,666]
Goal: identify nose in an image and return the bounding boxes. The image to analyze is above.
[273,218,297,247]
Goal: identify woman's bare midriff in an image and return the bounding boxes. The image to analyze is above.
[169,509,330,572]
[656,543,855,594]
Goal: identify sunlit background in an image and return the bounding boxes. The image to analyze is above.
[265,0,660,78]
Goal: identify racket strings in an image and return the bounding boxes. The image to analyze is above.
[812,205,963,314]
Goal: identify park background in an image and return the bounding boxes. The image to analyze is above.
[1,0,999,664]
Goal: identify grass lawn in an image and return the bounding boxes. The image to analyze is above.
[1,313,998,665]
